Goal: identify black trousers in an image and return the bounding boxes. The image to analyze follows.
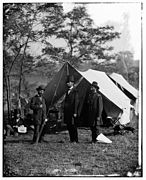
[67,124,78,142]
[90,125,99,142]
[33,124,45,142]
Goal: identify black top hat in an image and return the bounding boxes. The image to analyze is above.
[36,85,45,91]
[66,75,75,83]
[91,81,99,90]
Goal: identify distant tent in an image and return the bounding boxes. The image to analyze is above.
[43,62,131,126]
[109,72,139,115]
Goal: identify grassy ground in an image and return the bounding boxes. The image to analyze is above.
[3,115,140,177]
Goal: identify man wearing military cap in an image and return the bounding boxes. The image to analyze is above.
[30,85,48,143]
[87,81,103,143]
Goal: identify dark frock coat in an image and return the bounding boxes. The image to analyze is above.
[64,88,79,125]
[87,92,103,127]
[30,95,47,125]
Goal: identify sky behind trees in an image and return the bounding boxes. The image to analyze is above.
[29,2,142,61]
[2,1,142,61]
[63,2,142,60]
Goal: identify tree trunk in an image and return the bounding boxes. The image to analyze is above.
[4,46,22,118]
[18,36,29,100]
[4,73,11,121]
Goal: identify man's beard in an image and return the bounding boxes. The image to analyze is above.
[38,93,43,96]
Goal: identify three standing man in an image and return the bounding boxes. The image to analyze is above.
[30,79,103,144]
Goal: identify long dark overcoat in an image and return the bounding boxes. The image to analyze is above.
[64,88,79,124]
[30,95,47,125]
[87,92,103,127]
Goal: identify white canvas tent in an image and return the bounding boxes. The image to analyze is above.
[44,62,131,126]
[109,72,139,115]
[79,69,131,125]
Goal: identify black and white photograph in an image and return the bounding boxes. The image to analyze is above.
[3,0,142,177]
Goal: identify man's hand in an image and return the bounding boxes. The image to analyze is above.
[97,117,100,121]
[40,104,43,108]
[73,113,77,118]
[45,118,48,122]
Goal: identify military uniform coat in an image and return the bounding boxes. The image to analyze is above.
[64,88,79,124]
[30,95,47,125]
[87,92,103,127]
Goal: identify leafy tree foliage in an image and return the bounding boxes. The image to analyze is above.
[3,3,64,114]
[41,5,120,67]
[115,51,139,88]
[4,3,133,115]
[92,50,139,89]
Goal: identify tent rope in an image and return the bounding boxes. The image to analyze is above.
[74,77,84,88]
[53,76,84,108]
[67,62,69,76]
[50,64,66,108]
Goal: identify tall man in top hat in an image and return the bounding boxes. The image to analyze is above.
[30,85,48,143]
[87,81,103,143]
[64,76,79,143]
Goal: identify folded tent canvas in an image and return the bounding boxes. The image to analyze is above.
[43,62,131,126]
[109,72,139,115]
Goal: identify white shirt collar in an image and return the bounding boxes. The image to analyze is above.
[69,86,73,90]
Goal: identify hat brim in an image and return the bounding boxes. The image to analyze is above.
[91,85,99,89]
[66,80,74,83]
